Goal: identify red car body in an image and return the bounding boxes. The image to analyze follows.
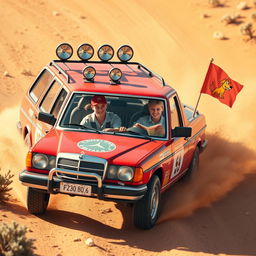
[19,49,207,229]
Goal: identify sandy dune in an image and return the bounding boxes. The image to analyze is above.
[1,0,256,255]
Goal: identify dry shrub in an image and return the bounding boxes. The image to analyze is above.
[221,14,240,25]
[0,222,35,256]
[0,170,14,202]
[209,0,222,7]
[251,13,256,22]
[253,0,256,8]
[236,1,248,10]
[240,23,255,39]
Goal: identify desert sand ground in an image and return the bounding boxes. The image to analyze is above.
[1,0,256,255]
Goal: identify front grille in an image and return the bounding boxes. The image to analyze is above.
[57,156,105,182]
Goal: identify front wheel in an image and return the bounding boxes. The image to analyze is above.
[27,187,50,214]
[133,175,161,229]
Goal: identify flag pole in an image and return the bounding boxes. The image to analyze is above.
[193,58,214,117]
[193,93,202,118]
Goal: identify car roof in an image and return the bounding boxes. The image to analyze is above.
[48,61,174,98]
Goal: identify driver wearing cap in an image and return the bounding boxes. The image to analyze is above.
[80,95,123,132]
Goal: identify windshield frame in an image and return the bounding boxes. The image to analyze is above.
[56,91,169,141]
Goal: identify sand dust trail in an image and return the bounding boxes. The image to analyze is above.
[158,132,256,223]
[0,107,28,204]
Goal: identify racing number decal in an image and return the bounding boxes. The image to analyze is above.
[171,147,184,179]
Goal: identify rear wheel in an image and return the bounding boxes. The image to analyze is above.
[133,175,161,229]
[27,187,50,214]
[183,147,199,180]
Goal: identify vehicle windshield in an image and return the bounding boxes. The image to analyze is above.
[59,93,167,139]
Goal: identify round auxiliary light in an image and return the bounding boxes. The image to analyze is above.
[109,68,122,83]
[83,66,96,81]
[77,43,94,61]
[97,44,114,62]
[117,45,134,62]
[56,43,73,60]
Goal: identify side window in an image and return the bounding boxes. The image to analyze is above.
[169,95,183,128]
[51,89,68,118]
[40,80,62,113]
[29,69,53,103]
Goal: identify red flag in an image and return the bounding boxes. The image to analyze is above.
[200,62,243,107]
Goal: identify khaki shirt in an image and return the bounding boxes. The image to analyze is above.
[80,112,121,130]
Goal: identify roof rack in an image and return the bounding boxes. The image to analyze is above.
[50,60,166,86]
[50,60,71,83]
[135,63,165,86]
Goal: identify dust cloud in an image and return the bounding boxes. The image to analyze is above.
[0,107,28,203]
[158,132,256,223]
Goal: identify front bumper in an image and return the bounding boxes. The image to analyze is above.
[19,168,147,202]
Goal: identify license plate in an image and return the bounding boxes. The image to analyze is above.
[60,182,92,196]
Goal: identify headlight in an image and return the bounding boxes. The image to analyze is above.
[107,165,134,181]
[48,156,56,170]
[117,166,134,181]
[32,153,56,170]
[32,154,48,169]
[107,165,118,179]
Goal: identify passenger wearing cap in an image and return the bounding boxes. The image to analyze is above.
[80,95,124,132]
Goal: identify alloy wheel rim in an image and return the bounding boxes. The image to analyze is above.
[150,184,159,219]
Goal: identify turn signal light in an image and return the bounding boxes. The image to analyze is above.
[133,167,143,182]
[26,152,32,168]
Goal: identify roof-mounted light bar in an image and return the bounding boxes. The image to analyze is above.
[56,43,73,60]
[117,45,134,62]
[54,43,166,86]
[56,43,134,62]
[83,66,96,82]
[109,68,122,84]
[77,43,94,61]
[97,44,114,62]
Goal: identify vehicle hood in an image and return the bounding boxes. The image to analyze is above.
[32,129,165,165]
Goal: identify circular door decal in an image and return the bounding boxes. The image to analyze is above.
[77,139,116,153]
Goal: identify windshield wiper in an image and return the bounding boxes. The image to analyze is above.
[64,123,101,133]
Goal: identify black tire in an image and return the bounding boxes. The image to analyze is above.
[133,175,161,229]
[183,147,200,180]
[27,187,50,214]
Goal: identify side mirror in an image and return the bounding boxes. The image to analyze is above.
[38,112,56,126]
[172,127,192,138]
